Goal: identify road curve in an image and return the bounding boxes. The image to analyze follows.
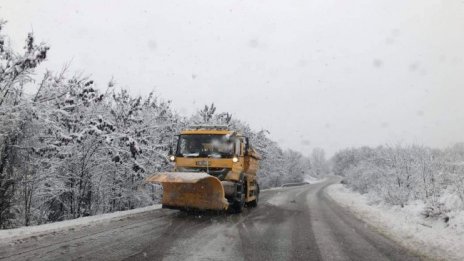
[0,177,422,261]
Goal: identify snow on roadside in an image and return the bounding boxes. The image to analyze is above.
[326,184,464,261]
[262,176,326,192]
[304,176,326,184]
[0,204,161,242]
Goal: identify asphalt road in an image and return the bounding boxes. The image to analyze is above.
[0,177,422,261]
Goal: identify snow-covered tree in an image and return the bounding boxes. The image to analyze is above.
[0,20,49,228]
[310,148,329,177]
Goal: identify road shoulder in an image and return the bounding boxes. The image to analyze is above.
[0,204,162,243]
[325,183,464,261]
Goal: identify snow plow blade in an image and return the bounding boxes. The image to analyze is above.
[146,172,229,211]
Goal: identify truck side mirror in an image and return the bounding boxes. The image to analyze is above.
[169,134,179,156]
[244,137,250,156]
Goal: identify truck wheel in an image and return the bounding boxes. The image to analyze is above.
[248,183,259,208]
[230,179,245,213]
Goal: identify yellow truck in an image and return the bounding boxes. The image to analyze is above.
[146,125,261,213]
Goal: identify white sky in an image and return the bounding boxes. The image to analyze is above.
[1,0,464,156]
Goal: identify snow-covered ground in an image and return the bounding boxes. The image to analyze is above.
[326,184,464,261]
[304,176,326,184]
[262,176,325,192]
[0,204,161,242]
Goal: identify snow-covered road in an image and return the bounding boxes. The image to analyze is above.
[0,177,422,261]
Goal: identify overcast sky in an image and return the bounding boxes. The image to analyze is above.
[1,0,464,156]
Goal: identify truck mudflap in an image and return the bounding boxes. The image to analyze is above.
[146,172,229,211]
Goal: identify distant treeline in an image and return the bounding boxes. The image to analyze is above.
[332,144,464,220]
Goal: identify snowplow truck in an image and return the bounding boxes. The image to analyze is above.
[146,126,261,213]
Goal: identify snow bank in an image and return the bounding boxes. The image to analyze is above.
[262,177,326,192]
[304,176,326,184]
[0,204,161,242]
[326,184,464,261]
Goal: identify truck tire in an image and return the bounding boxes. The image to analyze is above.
[248,183,259,208]
[230,178,245,213]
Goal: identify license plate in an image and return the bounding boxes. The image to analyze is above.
[196,160,209,167]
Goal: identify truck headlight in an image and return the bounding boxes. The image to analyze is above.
[169,155,176,162]
[232,156,239,163]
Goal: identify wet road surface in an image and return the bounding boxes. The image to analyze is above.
[0,177,422,261]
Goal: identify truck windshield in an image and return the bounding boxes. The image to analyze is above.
[176,134,235,158]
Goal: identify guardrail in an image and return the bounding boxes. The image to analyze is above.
[281,182,310,188]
